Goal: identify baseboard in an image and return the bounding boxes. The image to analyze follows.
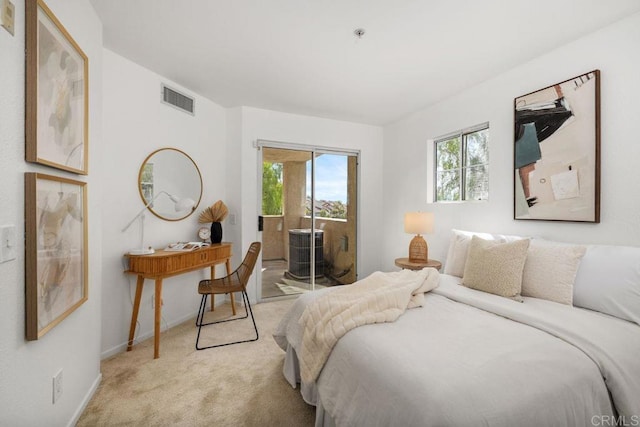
[100,309,202,359]
[68,373,102,427]
[101,295,245,359]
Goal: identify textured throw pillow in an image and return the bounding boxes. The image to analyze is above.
[462,236,530,301]
[444,229,527,277]
[521,239,586,305]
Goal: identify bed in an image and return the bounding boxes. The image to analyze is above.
[273,233,640,427]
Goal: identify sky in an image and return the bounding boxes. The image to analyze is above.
[306,154,348,203]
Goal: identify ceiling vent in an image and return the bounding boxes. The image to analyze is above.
[161,84,195,115]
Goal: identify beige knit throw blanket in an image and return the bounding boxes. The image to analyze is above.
[298,267,440,383]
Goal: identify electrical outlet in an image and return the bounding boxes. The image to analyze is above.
[52,369,63,404]
[229,213,236,226]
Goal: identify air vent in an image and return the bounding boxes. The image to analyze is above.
[161,84,195,115]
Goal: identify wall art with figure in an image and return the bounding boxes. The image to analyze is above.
[514,70,600,222]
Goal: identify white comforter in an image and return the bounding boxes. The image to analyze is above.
[274,275,640,427]
[299,268,439,383]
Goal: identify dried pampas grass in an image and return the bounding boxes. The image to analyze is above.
[198,200,228,223]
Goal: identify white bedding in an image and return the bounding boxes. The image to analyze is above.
[299,268,439,383]
[273,274,640,427]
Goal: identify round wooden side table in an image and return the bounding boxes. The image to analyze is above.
[394,257,442,271]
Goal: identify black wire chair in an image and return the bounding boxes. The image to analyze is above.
[195,242,261,350]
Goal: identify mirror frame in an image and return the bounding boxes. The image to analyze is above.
[137,147,203,221]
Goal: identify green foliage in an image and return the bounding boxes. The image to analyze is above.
[435,129,489,201]
[262,162,283,215]
[436,137,461,201]
[140,164,153,183]
[464,129,489,200]
[329,201,347,219]
[466,130,489,166]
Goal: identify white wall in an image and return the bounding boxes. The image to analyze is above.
[3,4,635,424]
[99,48,382,359]
[0,0,103,425]
[382,12,640,271]
[100,49,228,358]
[224,108,243,266]
[228,107,384,302]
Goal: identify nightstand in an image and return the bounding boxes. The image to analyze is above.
[395,257,442,271]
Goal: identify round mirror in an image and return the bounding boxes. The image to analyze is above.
[138,148,202,221]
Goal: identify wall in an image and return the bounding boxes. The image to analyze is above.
[0,0,103,425]
[282,160,306,263]
[262,216,285,260]
[227,107,384,301]
[300,218,356,284]
[382,12,640,271]
[100,49,228,358]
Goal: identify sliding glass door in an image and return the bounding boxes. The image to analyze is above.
[259,144,358,300]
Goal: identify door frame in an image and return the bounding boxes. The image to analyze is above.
[255,139,361,302]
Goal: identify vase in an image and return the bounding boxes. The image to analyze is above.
[210,222,223,244]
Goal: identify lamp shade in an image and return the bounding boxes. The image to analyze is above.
[122,191,196,255]
[404,212,434,235]
[174,197,196,212]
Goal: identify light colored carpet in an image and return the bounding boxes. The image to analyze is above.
[276,279,326,295]
[78,299,314,426]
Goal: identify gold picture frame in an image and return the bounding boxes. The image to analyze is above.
[514,70,601,222]
[25,173,88,340]
[26,0,89,175]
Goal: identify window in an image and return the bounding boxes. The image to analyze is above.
[434,123,489,202]
[305,155,348,220]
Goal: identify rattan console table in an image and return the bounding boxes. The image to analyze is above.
[124,243,232,359]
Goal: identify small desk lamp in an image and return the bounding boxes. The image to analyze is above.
[122,191,195,255]
[404,212,434,262]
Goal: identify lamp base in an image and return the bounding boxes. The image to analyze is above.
[129,247,155,255]
[408,235,428,263]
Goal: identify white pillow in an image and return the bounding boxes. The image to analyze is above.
[521,239,587,305]
[462,236,530,301]
[444,229,527,277]
[573,244,640,326]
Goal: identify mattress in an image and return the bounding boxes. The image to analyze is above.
[273,274,640,427]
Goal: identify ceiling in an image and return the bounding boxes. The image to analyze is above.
[90,0,640,125]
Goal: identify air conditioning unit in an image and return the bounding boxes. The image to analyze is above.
[287,229,324,280]
[161,83,195,115]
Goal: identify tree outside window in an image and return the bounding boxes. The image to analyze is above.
[435,125,489,202]
[262,162,283,215]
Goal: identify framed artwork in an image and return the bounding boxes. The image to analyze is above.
[26,0,89,175]
[514,70,600,222]
[25,173,88,340]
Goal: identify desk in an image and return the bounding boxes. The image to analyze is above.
[394,257,442,271]
[125,242,232,359]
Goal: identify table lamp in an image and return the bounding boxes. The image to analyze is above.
[122,191,195,255]
[404,212,434,262]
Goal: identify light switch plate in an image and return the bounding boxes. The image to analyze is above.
[1,0,15,36]
[0,225,17,263]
